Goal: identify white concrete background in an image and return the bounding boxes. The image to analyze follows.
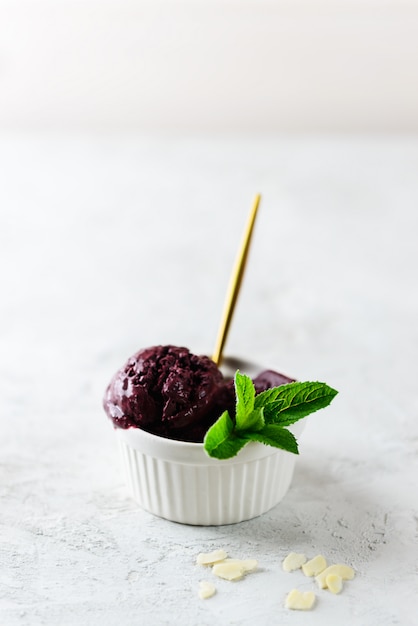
[1,0,418,131]
[1,133,418,624]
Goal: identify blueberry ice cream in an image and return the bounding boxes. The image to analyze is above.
[103,345,294,443]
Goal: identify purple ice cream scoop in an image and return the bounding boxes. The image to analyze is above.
[253,369,296,393]
[103,345,294,443]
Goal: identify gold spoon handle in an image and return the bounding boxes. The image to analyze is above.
[212,194,261,366]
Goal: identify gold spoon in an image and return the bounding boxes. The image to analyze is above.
[212,194,261,366]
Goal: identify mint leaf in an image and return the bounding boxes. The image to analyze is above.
[245,425,299,454]
[203,411,248,459]
[234,371,256,430]
[262,400,286,422]
[263,381,338,426]
[254,387,282,408]
[205,434,248,459]
[236,407,265,433]
[203,371,338,460]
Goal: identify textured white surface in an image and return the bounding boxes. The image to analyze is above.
[1,134,418,625]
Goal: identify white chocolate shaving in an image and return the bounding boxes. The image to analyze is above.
[196,549,227,566]
[285,589,316,610]
[212,557,258,580]
[316,564,355,589]
[198,581,216,599]
[326,573,343,594]
[302,555,327,577]
[212,561,246,581]
[282,552,307,572]
[221,558,258,573]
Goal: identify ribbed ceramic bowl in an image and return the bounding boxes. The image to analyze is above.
[115,358,305,525]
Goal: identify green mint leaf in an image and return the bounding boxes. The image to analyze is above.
[236,407,265,433]
[203,371,338,461]
[254,387,282,408]
[203,411,248,459]
[262,381,338,426]
[206,435,248,460]
[262,400,286,422]
[245,425,299,455]
[234,370,256,430]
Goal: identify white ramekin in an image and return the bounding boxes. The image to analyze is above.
[114,357,305,525]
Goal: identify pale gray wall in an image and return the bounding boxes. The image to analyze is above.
[1,0,418,132]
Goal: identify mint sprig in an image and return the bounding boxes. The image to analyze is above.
[203,371,338,460]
